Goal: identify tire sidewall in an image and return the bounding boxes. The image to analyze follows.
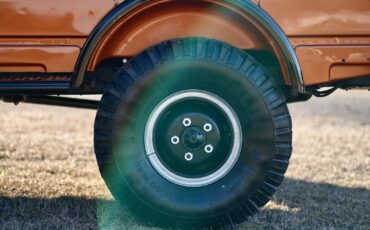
[111,59,276,218]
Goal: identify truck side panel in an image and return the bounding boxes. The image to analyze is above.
[261,0,370,85]
[0,0,124,73]
[260,0,370,36]
[0,46,80,72]
[0,0,124,36]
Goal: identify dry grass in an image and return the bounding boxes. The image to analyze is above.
[0,91,369,229]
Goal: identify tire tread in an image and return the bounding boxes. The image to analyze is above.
[94,37,293,229]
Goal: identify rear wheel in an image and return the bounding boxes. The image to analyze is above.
[94,38,292,229]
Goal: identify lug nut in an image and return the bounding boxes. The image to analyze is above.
[184,152,193,161]
[171,136,180,145]
[205,144,214,153]
[203,123,213,132]
[183,118,192,127]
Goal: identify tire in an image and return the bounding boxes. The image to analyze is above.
[94,38,292,229]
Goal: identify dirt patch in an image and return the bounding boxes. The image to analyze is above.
[0,91,369,229]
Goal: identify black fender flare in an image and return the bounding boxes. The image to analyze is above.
[73,0,305,94]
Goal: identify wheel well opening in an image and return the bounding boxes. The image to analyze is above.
[92,50,288,96]
[88,0,279,70]
[82,0,301,98]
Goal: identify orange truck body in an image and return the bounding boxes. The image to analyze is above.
[1,1,369,226]
[0,0,369,95]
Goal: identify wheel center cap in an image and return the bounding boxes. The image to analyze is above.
[145,90,242,187]
[181,126,206,151]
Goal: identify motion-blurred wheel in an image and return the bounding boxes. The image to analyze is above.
[94,38,292,229]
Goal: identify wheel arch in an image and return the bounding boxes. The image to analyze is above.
[73,0,305,94]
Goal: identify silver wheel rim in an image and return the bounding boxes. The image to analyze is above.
[144,90,242,187]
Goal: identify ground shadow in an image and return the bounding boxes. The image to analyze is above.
[247,179,370,229]
[1,178,369,229]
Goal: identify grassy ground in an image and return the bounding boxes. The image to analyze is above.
[0,91,369,229]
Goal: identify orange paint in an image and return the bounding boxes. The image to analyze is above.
[295,46,370,85]
[0,0,124,36]
[260,0,370,36]
[0,46,80,72]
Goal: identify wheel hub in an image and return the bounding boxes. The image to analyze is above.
[165,113,222,166]
[181,126,206,151]
[145,90,242,187]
